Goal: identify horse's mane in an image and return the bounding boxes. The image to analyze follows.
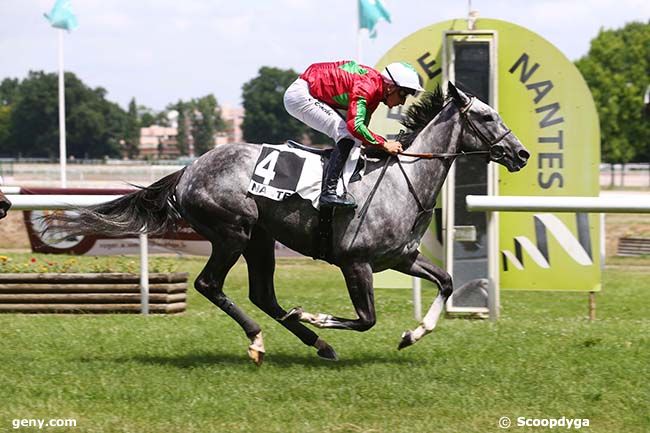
[398,85,446,150]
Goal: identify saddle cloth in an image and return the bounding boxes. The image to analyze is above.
[247,142,361,209]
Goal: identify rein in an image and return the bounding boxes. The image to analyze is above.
[355,155,433,234]
[398,150,490,159]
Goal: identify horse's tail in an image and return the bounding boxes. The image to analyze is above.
[45,168,186,238]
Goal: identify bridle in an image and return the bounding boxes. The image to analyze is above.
[398,96,511,161]
[357,96,513,229]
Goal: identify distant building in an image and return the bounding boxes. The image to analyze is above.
[137,104,244,158]
[216,105,245,145]
[139,125,180,159]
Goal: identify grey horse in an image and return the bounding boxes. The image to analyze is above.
[46,83,529,365]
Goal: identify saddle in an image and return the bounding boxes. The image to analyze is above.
[285,141,349,262]
[248,140,367,263]
[285,140,333,157]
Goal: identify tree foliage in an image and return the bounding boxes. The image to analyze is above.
[241,66,328,144]
[575,21,650,162]
[0,78,20,105]
[191,94,224,155]
[172,95,225,156]
[174,100,189,156]
[124,98,140,159]
[0,71,126,158]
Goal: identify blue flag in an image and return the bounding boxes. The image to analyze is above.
[44,0,78,31]
[359,0,391,39]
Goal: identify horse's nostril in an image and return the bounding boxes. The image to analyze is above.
[518,149,530,160]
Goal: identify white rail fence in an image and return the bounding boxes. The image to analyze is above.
[1,163,183,187]
[600,163,650,188]
[465,194,650,322]
[466,195,650,213]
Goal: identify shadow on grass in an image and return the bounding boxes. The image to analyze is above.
[123,350,413,369]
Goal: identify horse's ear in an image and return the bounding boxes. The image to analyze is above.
[447,81,459,100]
[448,81,470,107]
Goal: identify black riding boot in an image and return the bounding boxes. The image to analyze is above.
[319,138,356,208]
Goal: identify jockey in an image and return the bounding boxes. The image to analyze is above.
[284,60,424,208]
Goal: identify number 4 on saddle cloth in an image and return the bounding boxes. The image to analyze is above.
[247,140,362,209]
[247,140,364,261]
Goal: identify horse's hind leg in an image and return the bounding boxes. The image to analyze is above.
[391,251,453,350]
[285,262,377,332]
[243,226,338,361]
[194,244,266,365]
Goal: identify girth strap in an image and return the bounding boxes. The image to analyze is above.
[313,206,334,262]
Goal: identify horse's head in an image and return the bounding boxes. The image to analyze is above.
[0,191,11,220]
[448,82,529,172]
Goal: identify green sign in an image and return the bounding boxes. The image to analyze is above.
[372,18,601,292]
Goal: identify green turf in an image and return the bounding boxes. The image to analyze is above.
[0,254,648,432]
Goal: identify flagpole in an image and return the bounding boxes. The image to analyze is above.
[356,0,362,62]
[58,28,67,188]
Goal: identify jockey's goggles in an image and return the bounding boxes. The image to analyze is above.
[398,87,416,98]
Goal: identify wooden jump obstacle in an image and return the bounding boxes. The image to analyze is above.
[0,272,188,314]
[617,237,650,256]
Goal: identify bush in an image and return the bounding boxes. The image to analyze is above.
[0,254,179,273]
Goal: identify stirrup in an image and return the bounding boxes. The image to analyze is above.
[319,193,356,208]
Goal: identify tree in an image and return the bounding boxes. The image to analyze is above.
[0,106,11,150]
[575,21,650,163]
[153,111,170,127]
[1,71,126,158]
[191,94,224,155]
[123,98,140,159]
[175,100,190,156]
[0,78,19,105]
[5,71,59,157]
[241,67,310,144]
[171,95,225,157]
[0,79,19,152]
[132,104,171,128]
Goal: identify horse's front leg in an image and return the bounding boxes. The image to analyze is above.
[391,251,453,350]
[283,262,376,332]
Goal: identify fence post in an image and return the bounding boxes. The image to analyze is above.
[621,163,625,188]
[412,277,422,321]
[139,233,149,315]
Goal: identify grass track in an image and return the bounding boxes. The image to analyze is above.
[0,254,648,432]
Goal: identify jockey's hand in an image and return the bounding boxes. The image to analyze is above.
[382,140,403,155]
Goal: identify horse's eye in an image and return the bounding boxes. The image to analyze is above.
[482,114,494,121]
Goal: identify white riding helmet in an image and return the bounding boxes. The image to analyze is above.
[381,62,425,92]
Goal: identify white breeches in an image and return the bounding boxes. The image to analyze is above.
[283,78,356,144]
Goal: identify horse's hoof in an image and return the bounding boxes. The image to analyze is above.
[397,330,415,350]
[247,347,265,366]
[314,338,338,361]
[247,331,265,366]
[317,345,339,361]
[280,307,303,321]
